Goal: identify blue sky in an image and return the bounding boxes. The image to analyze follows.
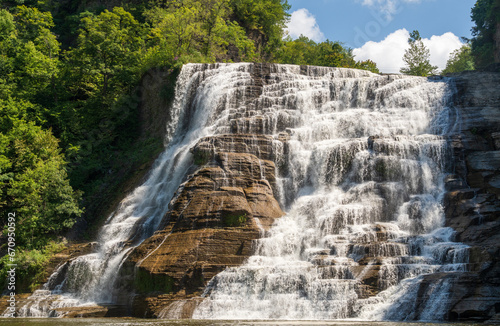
[285,0,477,73]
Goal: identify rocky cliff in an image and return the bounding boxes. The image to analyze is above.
[125,134,283,318]
[496,23,500,63]
[122,64,286,318]
[443,70,500,322]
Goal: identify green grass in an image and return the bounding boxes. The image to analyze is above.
[0,240,66,293]
[222,213,247,227]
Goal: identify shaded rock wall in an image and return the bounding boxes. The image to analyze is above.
[496,22,500,63]
[444,70,500,322]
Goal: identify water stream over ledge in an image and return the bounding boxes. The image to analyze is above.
[12,63,470,321]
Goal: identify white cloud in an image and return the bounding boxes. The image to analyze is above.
[359,0,423,21]
[353,29,463,73]
[423,33,463,71]
[285,9,325,42]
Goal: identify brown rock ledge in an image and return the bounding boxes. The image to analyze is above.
[125,134,284,318]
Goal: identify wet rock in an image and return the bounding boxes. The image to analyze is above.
[125,133,284,318]
[493,132,500,150]
[57,305,108,318]
[444,174,467,191]
[446,274,500,322]
[467,151,500,172]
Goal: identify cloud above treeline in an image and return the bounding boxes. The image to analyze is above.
[359,0,424,20]
[285,9,463,74]
[285,9,325,42]
[353,28,463,73]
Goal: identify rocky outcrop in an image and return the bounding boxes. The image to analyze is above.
[125,134,284,318]
[443,70,500,322]
[2,242,99,317]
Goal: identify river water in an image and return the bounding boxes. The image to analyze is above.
[0,319,491,326]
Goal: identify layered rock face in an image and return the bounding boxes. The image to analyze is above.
[443,71,500,322]
[126,134,283,318]
[495,23,500,63]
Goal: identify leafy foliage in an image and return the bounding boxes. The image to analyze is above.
[470,0,500,67]
[400,30,438,77]
[442,44,475,74]
[0,241,66,292]
[231,0,290,55]
[275,36,380,73]
[223,213,247,227]
[0,100,81,249]
[68,7,144,99]
[0,7,60,102]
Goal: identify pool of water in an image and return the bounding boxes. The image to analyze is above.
[0,319,491,326]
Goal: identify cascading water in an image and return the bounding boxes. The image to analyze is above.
[15,63,467,321]
[190,65,467,321]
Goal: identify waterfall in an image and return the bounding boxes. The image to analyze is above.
[15,63,467,321]
[190,65,466,320]
[16,63,257,317]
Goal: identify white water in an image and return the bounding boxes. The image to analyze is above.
[15,64,467,321]
[191,65,466,320]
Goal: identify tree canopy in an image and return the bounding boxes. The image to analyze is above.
[470,0,500,67]
[442,44,475,74]
[274,36,379,73]
[400,30,438,77]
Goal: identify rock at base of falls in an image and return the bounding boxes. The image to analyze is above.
[124,134,284,318]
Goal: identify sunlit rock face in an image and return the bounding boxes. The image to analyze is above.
[14,64,500,323]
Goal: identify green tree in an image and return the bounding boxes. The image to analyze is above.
[315,40,358,68]
[0,99,82,249]
[274,36,380,73]
[0,9,16,98]
[442,44,475,74]
[355,59,379,74]
[0,7,60,102]
[274,36,315,65]
[197,0,256,61]
[0,9,15,41]
[145,5,201,59]
[66,7,144,100]
[144,1,255,64]
[231,0,290,57]
[400,30,437,76]
[471,0,500,67]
